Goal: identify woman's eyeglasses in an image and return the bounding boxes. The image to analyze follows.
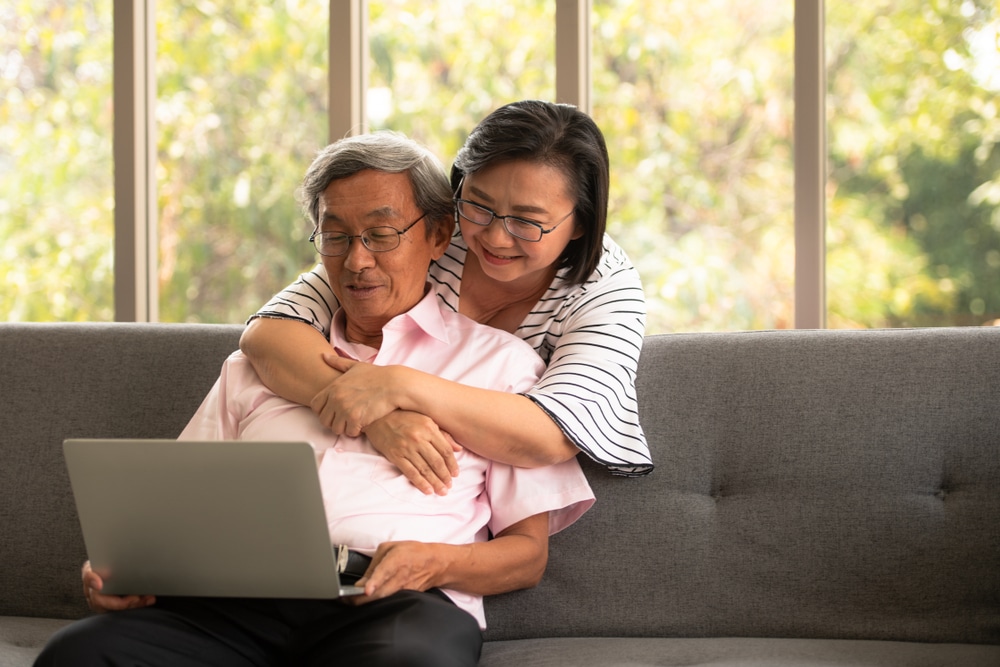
[453,199,573,243]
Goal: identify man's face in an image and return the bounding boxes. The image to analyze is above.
[318,169,450,346]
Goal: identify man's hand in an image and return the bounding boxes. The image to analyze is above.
[365,411,461,495]
[343,514,550,605]
[81,561,155,613]
[342,541,453,604]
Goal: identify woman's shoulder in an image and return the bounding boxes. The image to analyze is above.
[553,233,642,299]
[525,234,644,339]
[599,233,636,271]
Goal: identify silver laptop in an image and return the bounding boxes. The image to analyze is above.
[63,438,363,598]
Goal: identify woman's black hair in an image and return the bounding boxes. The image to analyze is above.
[451,100,609,285]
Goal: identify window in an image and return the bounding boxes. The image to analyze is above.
[5,1,999,331]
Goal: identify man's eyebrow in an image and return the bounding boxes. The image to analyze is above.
[365,206,401,221]
[466,184,549,216]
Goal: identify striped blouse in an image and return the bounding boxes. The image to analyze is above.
[250,231,653,476]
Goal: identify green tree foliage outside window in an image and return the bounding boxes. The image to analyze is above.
[826,0,1000,327]
[156,0,327,323]
[592,0,796,332]
[3,1,999,331]
[366,0,555,171]
[1,0,114,322]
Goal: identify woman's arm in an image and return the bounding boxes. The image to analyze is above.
[243,320,465,492]
[346,511,549,602]
[242,320,570,472]
[317,359,576,467]
[239,318,341,406]
[400,373,577,466]
[315,237,652,475]
[240,265,341,405]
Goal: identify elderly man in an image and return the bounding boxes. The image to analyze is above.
[34,132,593,667]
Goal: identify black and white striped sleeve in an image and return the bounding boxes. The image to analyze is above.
[522,248,653,476]
[247,264,339,339]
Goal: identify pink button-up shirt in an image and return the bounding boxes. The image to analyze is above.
[179,289,595,627]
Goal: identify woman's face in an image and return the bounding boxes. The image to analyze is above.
[457,160,582,289]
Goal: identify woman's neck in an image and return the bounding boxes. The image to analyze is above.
[459,253,555,332]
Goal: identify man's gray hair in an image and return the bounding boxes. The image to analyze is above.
[300,131,454,237]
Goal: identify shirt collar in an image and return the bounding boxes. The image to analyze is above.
[330,284,450,361]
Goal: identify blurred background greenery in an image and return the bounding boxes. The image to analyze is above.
[2,0,998,331]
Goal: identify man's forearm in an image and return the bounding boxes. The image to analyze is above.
[358,513,550,598]
[434,515,549,595]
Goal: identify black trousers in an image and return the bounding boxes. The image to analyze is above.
[34,590,482,667]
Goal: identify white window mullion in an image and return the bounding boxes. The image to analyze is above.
[113,0,157,322]
[555,0,591,113]
[329,0,368,140]
[794,0,827,329]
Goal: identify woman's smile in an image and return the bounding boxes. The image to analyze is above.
[480,246,519,264]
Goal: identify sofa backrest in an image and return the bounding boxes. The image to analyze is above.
[0,323,244,619]
[484,328,1000,645]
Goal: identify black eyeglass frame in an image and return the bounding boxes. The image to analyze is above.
[308,213,427,257]
[453,199,576,243]
[451,177,574,243]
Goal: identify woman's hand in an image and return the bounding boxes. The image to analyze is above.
[366,411,461,496]
[310,354,403,436]
[312,354,460,495]
[81,561,155,613]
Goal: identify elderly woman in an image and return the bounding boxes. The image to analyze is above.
[241,100,653,495]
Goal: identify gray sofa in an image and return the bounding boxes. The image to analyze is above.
[1,322,998,666]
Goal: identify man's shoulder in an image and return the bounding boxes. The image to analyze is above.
[434,305,545,382]
[437,306,533,353]
[217,350,278,396]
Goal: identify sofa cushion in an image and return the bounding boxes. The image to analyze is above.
[479,636,1000,667]
[0,617,73,667]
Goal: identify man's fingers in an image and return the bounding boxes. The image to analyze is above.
[343,415,364,438]
[427,435,460,478]
[412,453,453,494]
[445,431,464,454]
[88,591,156,613]
[356,562,404,600]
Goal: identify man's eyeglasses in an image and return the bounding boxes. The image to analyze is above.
[453,199,574,243]
[309,213,427,257]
